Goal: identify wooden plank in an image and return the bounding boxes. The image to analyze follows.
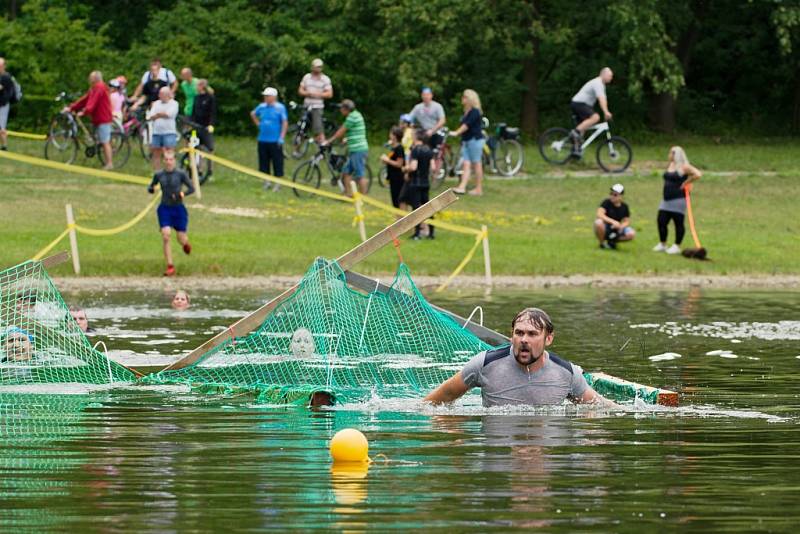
[158,189,459,372]
[40,251,70,269]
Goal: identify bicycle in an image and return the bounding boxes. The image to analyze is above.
[119,100,152,162]
[483,121,524,176]
[177,116,213,185]
[538,118,632,172]
[292,144,372,198]
[285,101,337,160]
[45,92,130,168]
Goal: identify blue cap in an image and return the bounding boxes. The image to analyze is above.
[400,113,413,123]
[421,87,432,94]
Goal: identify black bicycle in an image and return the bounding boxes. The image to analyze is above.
[285,101,337,159]
[292,144,372,198]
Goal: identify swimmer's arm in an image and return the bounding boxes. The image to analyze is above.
[577,386,620,408]
[424,372,470,405]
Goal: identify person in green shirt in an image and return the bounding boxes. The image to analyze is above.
[324,99,369,196]
[180,67,199,117]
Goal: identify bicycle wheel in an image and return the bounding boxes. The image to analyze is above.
[364,164,373,194]
[430,156,449,189]
[44,115,78,164]
[100,128,130,169]
[495,138,524,176]
[290,129,310,159]
[482,142,494,173]
[292,160,322,198]
[180,145,213,185]
[538,127,573,165]
[596,136,633,173]
[138,123,152,161]
[378,165,388,188]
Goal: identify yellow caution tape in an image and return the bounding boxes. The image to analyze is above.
[359,193,482,236]
[32,228,71,261]
[351,213,366,227]
[74,194,160,236]
[0,150,150,185]
[6,130,48,140]
[435,229,488,293]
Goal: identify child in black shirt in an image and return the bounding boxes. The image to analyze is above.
[402,129,435,239]
[380,126,406,208]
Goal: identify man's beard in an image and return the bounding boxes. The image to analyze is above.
[514,346,542,366]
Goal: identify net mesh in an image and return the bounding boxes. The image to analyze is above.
[0,260,136,385]
[144,259,493,403]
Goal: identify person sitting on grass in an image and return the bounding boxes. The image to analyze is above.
[148,150,194,277]
[653,146,703,255]
[171,290,190,311]
[380,126,406,209]
[401,128,435,240]
[424,308,612,407]
[594,183,634,250]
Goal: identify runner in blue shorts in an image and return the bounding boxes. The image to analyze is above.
[147,151,195,276]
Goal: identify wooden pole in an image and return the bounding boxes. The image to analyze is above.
[159,189,459,372]
[188,132,202,200]
[65,204,80,275]
[352,182,367,242]
[481,225,492,290]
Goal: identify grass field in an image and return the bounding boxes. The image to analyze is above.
[2,133,799,279]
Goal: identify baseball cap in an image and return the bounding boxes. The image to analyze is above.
[262,87,278,96]
[421,87,432,94]
[399,113,413,123]
[311,58,324,68]
[339,99,355,111]
[611,183,625,194]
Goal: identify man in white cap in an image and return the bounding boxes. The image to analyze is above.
[298,58,333,144]
[250,87,288,191]
[594,183,635,249]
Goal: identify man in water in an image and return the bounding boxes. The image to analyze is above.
[148,150,195,276]
[69,305,92,333]
[425,308,610,407]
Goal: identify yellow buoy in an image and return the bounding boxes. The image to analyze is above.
[330,428,369,463]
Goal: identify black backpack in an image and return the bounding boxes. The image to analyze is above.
[9,75,22,104]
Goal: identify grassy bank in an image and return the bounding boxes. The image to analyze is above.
[2,134,799,278]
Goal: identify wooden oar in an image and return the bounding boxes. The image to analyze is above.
[158,189,458,372]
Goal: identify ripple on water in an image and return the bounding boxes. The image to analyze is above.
[630,320,800,340]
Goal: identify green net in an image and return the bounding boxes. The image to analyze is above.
[0,259,136,385]
[144,259,493,403]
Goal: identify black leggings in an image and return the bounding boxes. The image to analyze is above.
[657,210,685,245]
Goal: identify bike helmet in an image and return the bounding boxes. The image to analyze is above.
[109,79,121,88]
[399,113,413,124]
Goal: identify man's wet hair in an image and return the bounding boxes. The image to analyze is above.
[511,307,553,335]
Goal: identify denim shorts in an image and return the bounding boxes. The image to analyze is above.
[461,138,485,163]
[95,122,112,144]
[151,133,178,148]
[0,104,9,130]
[343,150,368,179]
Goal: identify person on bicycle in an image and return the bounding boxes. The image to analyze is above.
[147,86,179,171]
[180,67,199,117]
[251,86,288,191]
[147,150,194,277]
[324,99,369,197]
[298,58,333,145]
[65,70,114,169]
[191,79,217,174]
[570,67,613,153]
[450,89,484,196]
[130,58,178,111]
[594,183,634,250]
[0,57,15,151]
[402,128,435,239]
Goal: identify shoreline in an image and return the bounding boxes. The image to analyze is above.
[53,274,800,292]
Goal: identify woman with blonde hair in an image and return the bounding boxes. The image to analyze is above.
[449,89,485,195]
[653,146,702,254]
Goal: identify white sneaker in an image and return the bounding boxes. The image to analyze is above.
[652,243,667,252]
[666,244,681,254]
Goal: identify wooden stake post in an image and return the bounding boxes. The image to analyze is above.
[65,204,81,275]
[351,182,367,242]
[481,224,492,290]
[188,131,202,200]
[160,189,459,371]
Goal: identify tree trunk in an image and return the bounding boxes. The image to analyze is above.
[8,0,19,20]
[648,92,677,133]
[792,70,800,132]
[520,52,539,136]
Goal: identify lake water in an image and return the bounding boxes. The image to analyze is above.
[2,286,799,530]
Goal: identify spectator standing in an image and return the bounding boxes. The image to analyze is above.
[409,87,446,155]
[109,78,126,124]
[131,58,178,110]
[250,87,288,191]
[180,67,198,117]
[594,183,635,250]
[147,86,179,171]
[192,79,217,175]
[298,58,333,144]
[0,57,15,151]
[450,89,484,196]
[653,146,702,254]
[65,71,114,169]
[380,126,406,208]
[325,99,369,197]
[147,150,194,277]
[402,129,435,239]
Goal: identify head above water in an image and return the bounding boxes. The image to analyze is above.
[171,289,190,310]
[600,67,613,84]
[510,308,554,367]
[69,305,89,333]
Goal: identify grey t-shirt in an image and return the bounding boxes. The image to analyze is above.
[461,346,589,407]
[572,77,606,106]
[410,101,445,131]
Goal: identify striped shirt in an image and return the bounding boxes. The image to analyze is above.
[344,110,369,153]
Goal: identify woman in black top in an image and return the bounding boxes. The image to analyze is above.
[653,146,702,254]
[449,89,485,196]
[380,126,406,208]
